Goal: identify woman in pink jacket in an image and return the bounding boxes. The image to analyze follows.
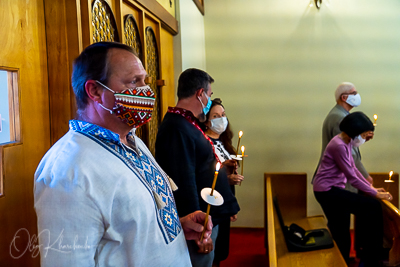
[313,112,392,267]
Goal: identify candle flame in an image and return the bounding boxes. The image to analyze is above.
[389,170,393,179]
[241,146,245,153]
[216,162,221,171]
[373,114,378,121]
[238,131,243,138]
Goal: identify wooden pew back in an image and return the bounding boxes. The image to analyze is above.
[265,175,278,267]
[264,173,347,267]
[370,172,399,208]
[382,200,400,266]
[265,172,307,221]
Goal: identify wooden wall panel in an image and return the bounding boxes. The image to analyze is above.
[0,0,177,265]
[160,26,176,117]
[0,0,50,265]
[45,0,75,144]
[122,0,142,23]
[144,14,160,40]
[134,0,178,34]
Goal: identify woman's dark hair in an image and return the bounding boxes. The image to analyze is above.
[200,98,237,155]
[71,42,136,110]
[339,111,374,139]
[177,68,214,100]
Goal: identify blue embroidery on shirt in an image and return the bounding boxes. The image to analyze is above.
[69,120,182,244]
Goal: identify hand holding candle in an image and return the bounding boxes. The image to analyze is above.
[236,131,243,156]
[200,162,222,242]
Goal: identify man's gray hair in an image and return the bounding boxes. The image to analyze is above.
[335,82,355,101]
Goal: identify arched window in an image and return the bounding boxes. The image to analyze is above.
[145,26,160,155]
[91,0,119,42]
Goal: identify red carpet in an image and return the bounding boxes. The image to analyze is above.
[220,228,267,267]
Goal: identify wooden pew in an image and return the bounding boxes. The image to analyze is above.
[381,199,400,266]
[370,172,399,208]
[264,173,347,267]
[355,172,398,261]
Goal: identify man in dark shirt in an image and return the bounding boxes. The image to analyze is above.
[156,68,239,267]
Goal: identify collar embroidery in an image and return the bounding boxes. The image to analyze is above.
[69,120,181,243]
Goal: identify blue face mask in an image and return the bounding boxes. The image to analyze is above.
[198,93,212,115]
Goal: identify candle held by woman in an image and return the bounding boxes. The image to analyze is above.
[236,131,243,156]
[239,146,245,186]
[210,162,221,195]
[240,146,245,175]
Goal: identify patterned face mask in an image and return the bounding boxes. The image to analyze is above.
[96,81,155,128]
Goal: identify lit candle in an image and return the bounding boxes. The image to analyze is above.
[201,162,221,242]
[385,170,394,192]
[373,114,378,126]
[210,162,221,196]
[236,131,243,156]
[240,146,245,175]
[239,146,245,186]
[385,170,394,182]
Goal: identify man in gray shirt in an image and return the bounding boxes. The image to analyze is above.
[313,82,374,189]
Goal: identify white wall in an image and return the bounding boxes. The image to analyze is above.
[204,0,400,227]
[174,0,207,85]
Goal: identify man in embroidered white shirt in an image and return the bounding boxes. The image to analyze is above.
[34,42,212,267]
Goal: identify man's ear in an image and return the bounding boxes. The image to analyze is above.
[85,80,102,103]
[196,88,204,98]
[341,94,348,102]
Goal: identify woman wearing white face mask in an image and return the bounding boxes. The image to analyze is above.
[313,112,392,267]
[201,98,243,267]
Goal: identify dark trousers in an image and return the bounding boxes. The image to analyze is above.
[213,218,231,263]
[314,187,383,265]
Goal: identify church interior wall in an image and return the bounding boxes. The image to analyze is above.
[173,0,207,100]
[200,0,400,227]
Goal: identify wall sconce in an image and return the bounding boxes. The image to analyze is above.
[309,0,322,9]
[315,0,322,9]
